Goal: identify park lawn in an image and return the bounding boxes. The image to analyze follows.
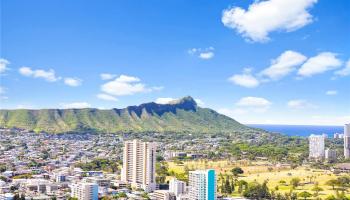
[238,167,344,198]
[167,160,350,199]
[167,159,290,175]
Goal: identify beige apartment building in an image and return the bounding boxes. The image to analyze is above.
[121,139,157,192]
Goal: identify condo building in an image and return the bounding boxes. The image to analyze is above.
[334,133,344,139]
[309,134,325,159]
[121,140,157,192]
[169,178,186,197]
[325,148,337,162]
[70,182,98,200]
[344,124,350,159]
[189,169,216,200]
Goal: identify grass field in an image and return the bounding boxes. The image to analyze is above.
[167,159,350,199]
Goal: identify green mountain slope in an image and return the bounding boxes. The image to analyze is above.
[0,96,264,135]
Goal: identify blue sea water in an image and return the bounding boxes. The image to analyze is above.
[247,124,344,137]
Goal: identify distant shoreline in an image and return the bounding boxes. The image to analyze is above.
[247,124,343,137]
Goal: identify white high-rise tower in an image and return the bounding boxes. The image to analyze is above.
[344,124,350,159]
[309,134,325,159]
[121,140,157,192]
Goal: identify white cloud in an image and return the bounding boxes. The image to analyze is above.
[335,59,350,77]
[326,90,338,96]
[287,99,316,109]
[64,77,82,87]
[97,93,118,102]
[101,75,160,96]
[0,58,10,74]
[298,52,342,77]
[236,96,271,107]
[60,102,91,109]
[155,98,175,104]
[236,96,271,113]
[115,75,140,83]
[199,52,214,60]
[0,87,5,95]
[100,73,117,80]
[150,86,164,91]
[222,0,317,42]
[217,108,247,117]
[155,97,204,106]
[260,50,307,80]
[195,98,205,107]
[228,68,260,88]
[188,48,199,55]
[19,67,60,82]
[217,97,271,119]
[188,47,215,60]
[310,115,350,126]
[16,104,36,109]
[0,86,8,100]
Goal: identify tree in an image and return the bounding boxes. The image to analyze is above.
[243,181,270,200]
[325,195,337,200]
[335,190,349,200]
[336,176,350,191]
[13,194,20,200]
[290,192,298,200]
[326,179,338,190]
[231,167,244,176]
[224,175,232,194]
[290,177,301,189]
[141,193,150,200]
[238,180,248,193]
[311,183,323,197]
[298,191,312,200]
[279,180,286,185]
[230,176,235,193]
[113,193,127,199]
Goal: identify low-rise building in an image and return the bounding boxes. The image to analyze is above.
[150,190,176,200]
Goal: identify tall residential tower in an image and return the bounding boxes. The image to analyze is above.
[309,134,325,159]
[344,124,350,159]
[121,140,157,192]
[189,169,216,200]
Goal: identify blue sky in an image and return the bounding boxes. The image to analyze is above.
[1,0,349,125]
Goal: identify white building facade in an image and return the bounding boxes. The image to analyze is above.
[121,140,157,192]
[309,134,325,159]
[344,124,350,159]
[169,178,186,197]
[325,148,337,162]
[70,182,98,200]
[189,169,216,200]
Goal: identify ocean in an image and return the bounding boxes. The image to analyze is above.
[247,124,344,137]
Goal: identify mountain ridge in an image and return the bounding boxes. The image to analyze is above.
[0,96,265,135]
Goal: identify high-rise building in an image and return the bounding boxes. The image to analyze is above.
[121,140,157,192]
[344,124,350,159]
[309,134,325,159]
[325,148,337,162]
[169,178,186,196]
[189,169,216,200]
[70,182,98,200]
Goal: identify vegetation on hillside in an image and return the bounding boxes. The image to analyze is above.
[0,96,266,136]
